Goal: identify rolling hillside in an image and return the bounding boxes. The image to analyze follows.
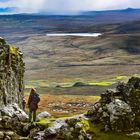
[16,32,140,82]
[0,10,139,82]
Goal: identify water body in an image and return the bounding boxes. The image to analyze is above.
[46,33,102,37]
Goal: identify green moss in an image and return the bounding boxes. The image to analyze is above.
[10,46,19,56]
[36,118,55,128]
[35,116,137,140]
[77,118,137,140]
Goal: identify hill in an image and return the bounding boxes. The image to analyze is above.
[0,12,139,84]
[0,8,140,42]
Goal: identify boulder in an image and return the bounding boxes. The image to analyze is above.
[0,103,28,122]
[37,111,51,120]
[106,99,134,131]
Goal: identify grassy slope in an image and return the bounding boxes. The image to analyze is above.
[16,33,140,82]
[0,15,139,82]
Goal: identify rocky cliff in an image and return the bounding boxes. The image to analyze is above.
[0,37,25,109]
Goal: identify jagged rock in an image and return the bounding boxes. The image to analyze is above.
[86,77,140,132]
[29,127,41,139]
[32,116,94,140]
[49,120,68,132]
[0,103,28,122]
[106,99,134,131]
[0,38,27,139]
[128,77,140,128]
[37,111,51,120]
[33,131,45,140]
[66,117,81,126]
[45,127,57,138]
[0,38,25,109]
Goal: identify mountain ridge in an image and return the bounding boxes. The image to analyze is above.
[0,8,140,16]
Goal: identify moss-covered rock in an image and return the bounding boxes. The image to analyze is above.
[0,38,25,109]
[86,77,140,132]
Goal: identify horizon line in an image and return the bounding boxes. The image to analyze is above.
[0,7,139,16]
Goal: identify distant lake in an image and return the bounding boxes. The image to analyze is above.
[46,33,102,37]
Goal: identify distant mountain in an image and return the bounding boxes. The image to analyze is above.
[1,8,140,22]
[78,8,140,24]
[20,8,140,24]
[31,8,140,16]
[81,8,140,15]
[0,8,140,43]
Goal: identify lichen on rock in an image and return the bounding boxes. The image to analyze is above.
[86,77,140,132]
[0,37,25,109]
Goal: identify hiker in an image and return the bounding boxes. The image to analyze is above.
[22,98,26,111]
[28,88,40,122]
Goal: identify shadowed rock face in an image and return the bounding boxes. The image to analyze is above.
[0,38,25,109]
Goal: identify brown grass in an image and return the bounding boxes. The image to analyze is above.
[25,94,100,118]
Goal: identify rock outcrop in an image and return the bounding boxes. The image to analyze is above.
[0,37,25,109]
[87,77,140,132]
[0,38,26,139]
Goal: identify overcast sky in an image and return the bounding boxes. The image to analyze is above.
[0,0,140,14]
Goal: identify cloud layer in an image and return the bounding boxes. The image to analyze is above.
[0,0,140,14]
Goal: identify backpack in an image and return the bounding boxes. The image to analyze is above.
[32,93,40,104]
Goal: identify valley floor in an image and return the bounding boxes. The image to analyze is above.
[25,94,100,117]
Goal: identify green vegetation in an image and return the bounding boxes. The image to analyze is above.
[77,118,137,140]
[25,75,136,89]
[89,81,114,86]
[116,76,127,80]
[10,46,19,56]
[36,117,136,140]
[36,118,55,128]
[25,76,118,89]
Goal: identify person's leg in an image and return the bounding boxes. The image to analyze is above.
[29,109,33,122]
[33,110,36,122]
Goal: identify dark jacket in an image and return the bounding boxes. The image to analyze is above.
[28,93,40,111]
